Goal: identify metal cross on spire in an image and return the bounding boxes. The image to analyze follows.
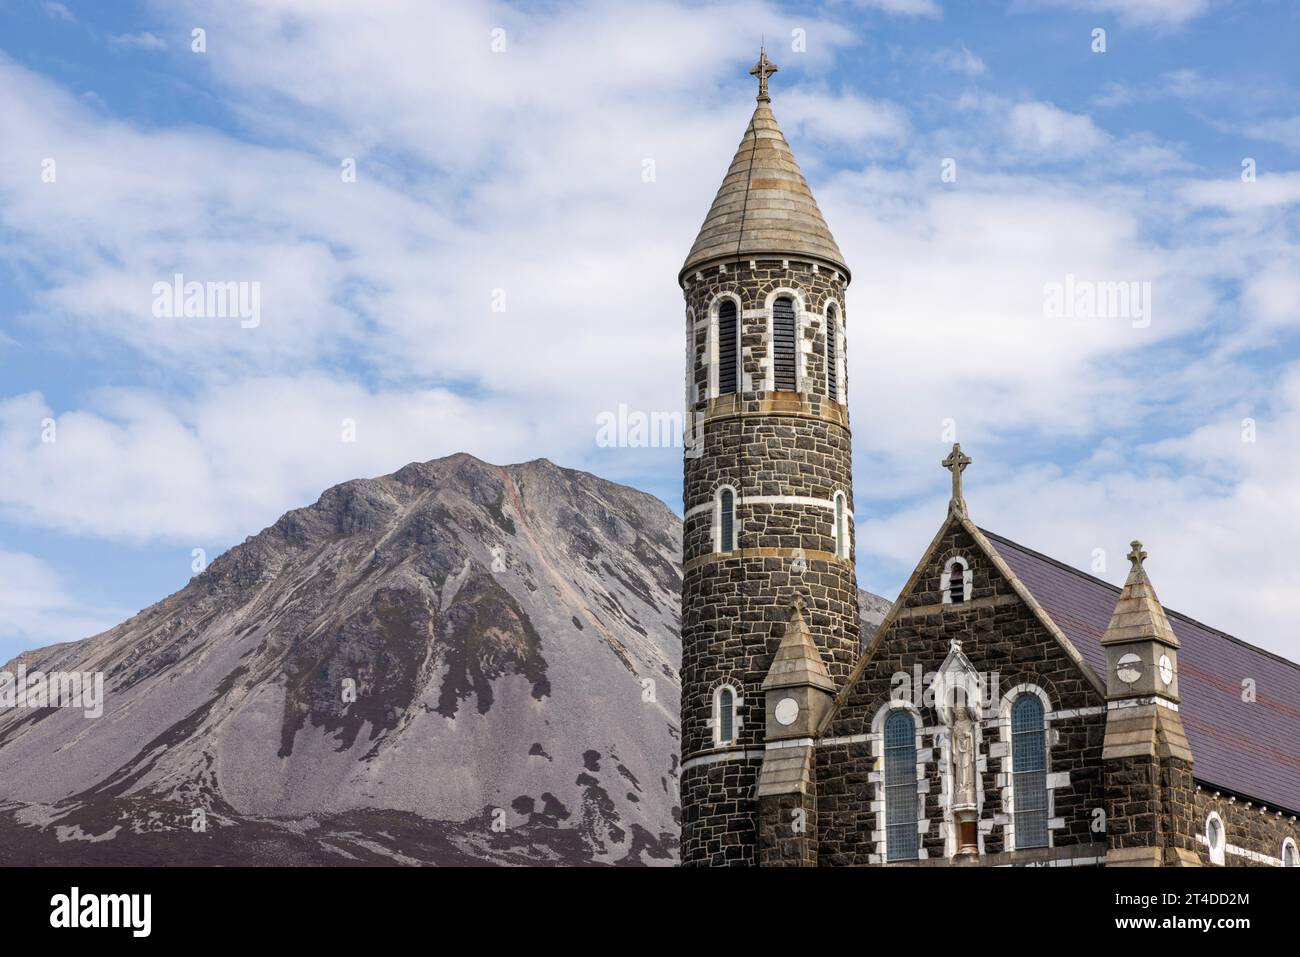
[749,47,778,102]
[942,443,972,513]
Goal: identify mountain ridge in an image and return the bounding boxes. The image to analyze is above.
[0,452,889,865]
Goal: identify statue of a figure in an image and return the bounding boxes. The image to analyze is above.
[952,706,977,808]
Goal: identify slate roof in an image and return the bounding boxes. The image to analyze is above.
[985,529,1300,816]
[680,97,848,280]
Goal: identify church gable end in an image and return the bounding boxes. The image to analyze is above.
[817,505,1108,866]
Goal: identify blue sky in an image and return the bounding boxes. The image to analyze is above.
[2,0,1299,662]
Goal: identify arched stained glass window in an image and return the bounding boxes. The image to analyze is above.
[884,710,919,861]
[718,300,739,395]
[1012,695,1048,849]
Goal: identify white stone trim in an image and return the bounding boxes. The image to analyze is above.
[1203,810,1226,865]
[1107,696,1180,712]
[941,555,973,604]
[681,749,765,772]
[686,494,855,520]
[822,733,870,747]
[1047,706,1106,720]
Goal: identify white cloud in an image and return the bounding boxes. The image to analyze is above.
[853,0,942,15]
[108,32,168,52]
[0,551,122,659]
[1007,101,1106,158]
[929,44,986,76]
[0,381,542,544]
[1013,0,1209,28]
[42,2,74,23]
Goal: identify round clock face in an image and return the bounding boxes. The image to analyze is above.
[1158,654,1173,686]
[1116,653,1143,685]
[774,697,800,726]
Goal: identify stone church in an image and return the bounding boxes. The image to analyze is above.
[679,52,1300,867]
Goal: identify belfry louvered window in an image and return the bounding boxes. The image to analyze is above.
[719,489,735,553]
[884,710,919,861]
[1012,695,1049,849]
[717,300,738,395]
[772,296,797,392]
[826,307,838,401]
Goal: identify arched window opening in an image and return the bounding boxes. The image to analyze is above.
[718,488,735,553]
[714,685,736,745]
[717,300,739,395]
[1282,838,1297,868]
[826,307,839,401]
[772,296,797,392]
[833,492,849,560]
[1206,812,1226,865]
[1012,694,1048,849]
[884,710,919,861]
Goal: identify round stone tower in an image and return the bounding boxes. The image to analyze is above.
[679,51,861,866]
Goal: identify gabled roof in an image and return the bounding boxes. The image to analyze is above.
[680,97,848,280]
[987,530,1300,816]
[821,508,1105,734]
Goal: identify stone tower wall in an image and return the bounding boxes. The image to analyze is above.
[680,258,861,866]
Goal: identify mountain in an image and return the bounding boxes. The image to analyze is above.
[0,454,890,866]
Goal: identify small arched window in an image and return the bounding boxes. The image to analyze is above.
[717,300,739,395]
[833,492,849,559]
[1282,837,1298,867]
[772,296,798,392]
[713,684,738,745]
[1011,694,1048,849]
[884,710,919,861]
[942,556,970,604]
[826,305,839,402]
[717,487,735,553]
[1205,812,1226,865]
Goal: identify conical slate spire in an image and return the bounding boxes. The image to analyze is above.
[762,596,836,692]
[680,54,848,280]
[1100,542,1180,648]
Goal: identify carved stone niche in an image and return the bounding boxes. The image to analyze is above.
[933,640,985,859]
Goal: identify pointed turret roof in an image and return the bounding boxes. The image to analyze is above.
[680,51,848,281]
[762,596,836,692]
[1101,541,1180,648]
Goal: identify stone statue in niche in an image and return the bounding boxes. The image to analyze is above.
[951,705,977,811]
